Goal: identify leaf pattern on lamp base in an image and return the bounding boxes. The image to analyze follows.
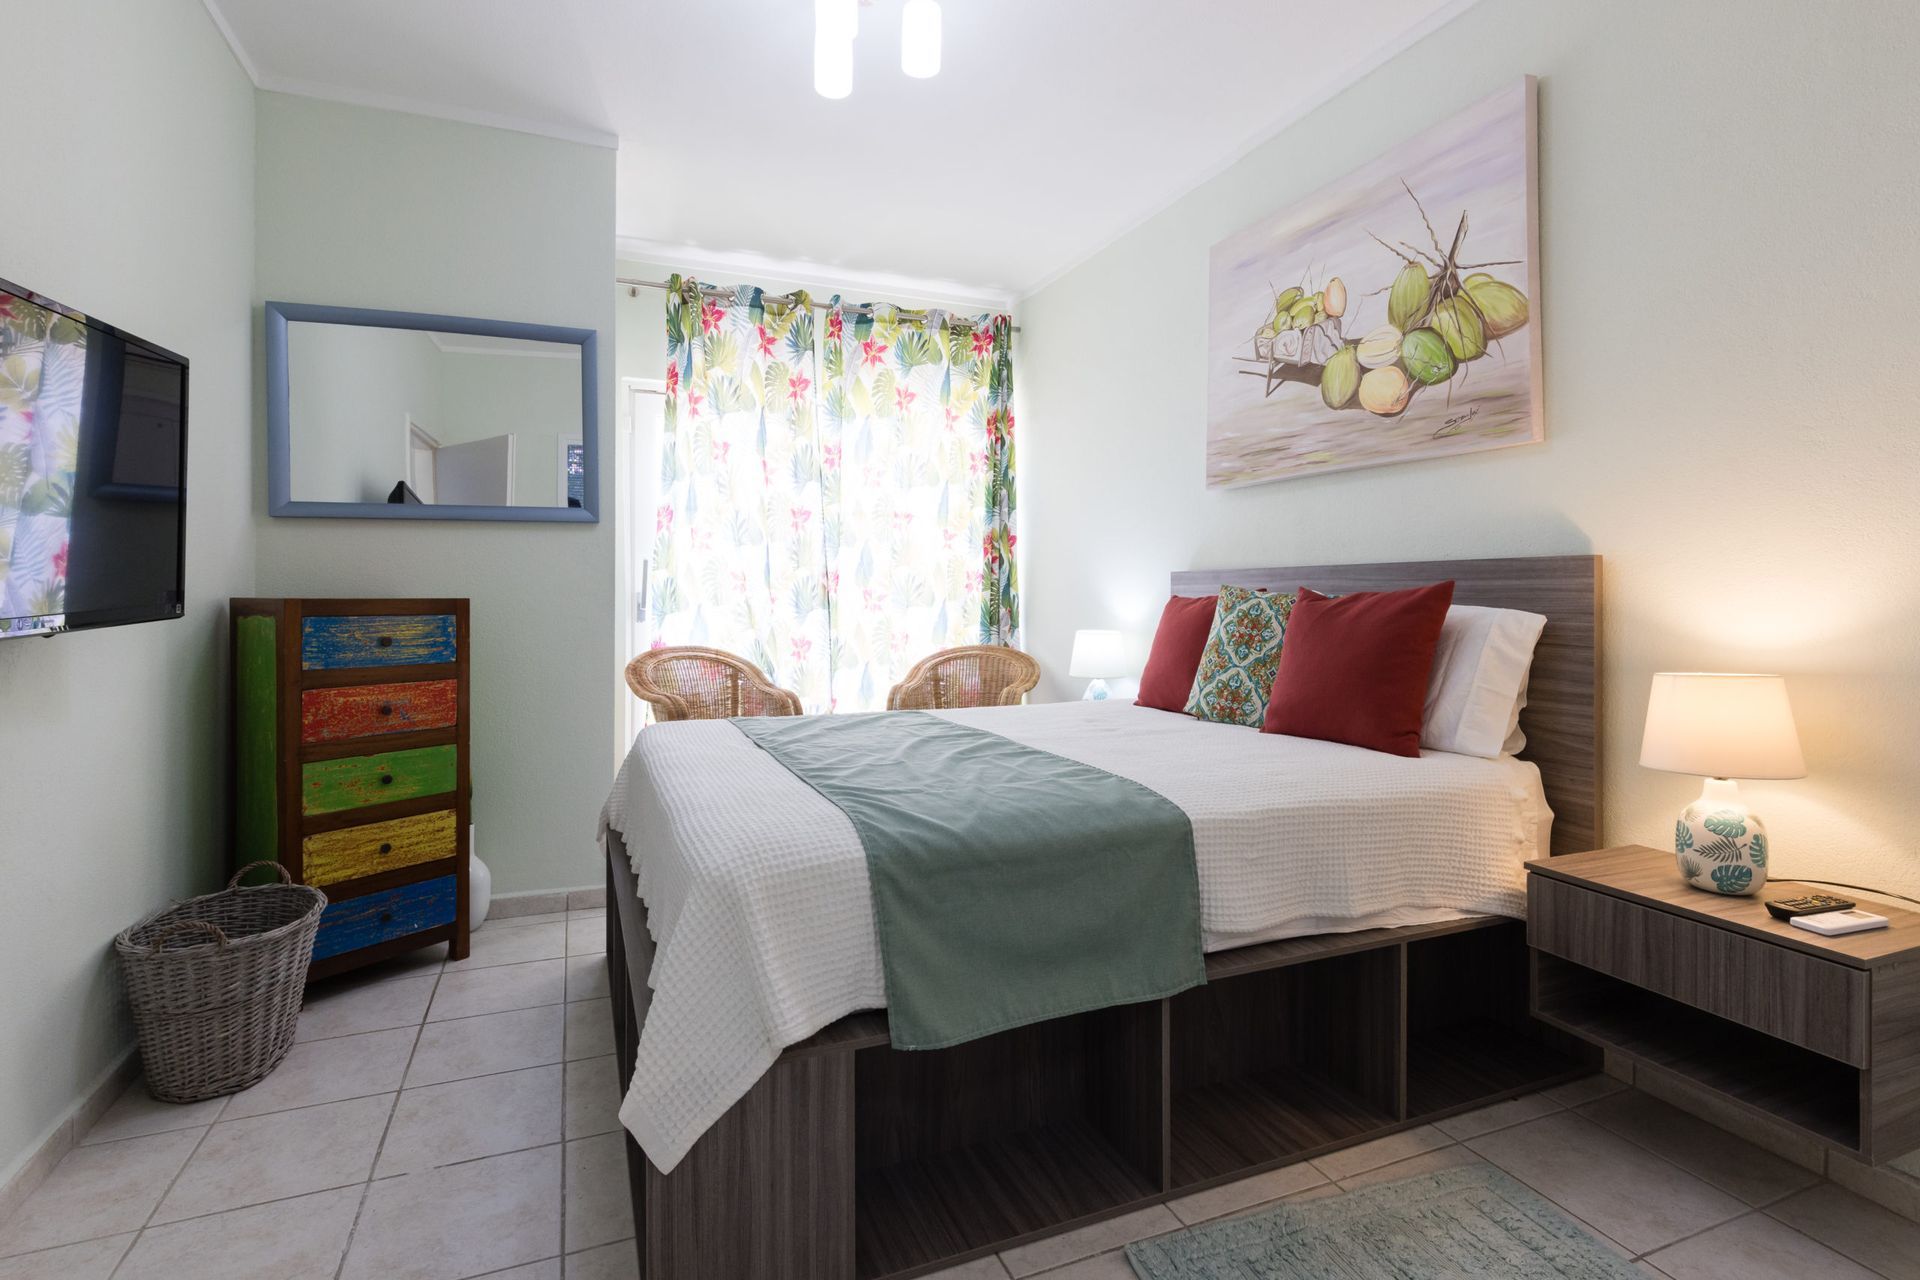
[1674,801,1770,896]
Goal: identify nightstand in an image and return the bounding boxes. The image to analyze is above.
[1527,845,1920,1163]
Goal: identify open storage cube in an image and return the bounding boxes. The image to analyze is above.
[852,1003,1164,1279]
[1406,921,1590,1116]
[1169,948,1401,1188]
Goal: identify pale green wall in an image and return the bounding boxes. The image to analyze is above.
[0,0,256,1193]
[437,350,582,506]
[254,93,618,894]
[1018,0,1920,896]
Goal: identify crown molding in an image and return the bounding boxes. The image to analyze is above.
[199,0,261,84]
[426,332,581,360]
[615,236,1016,313]
[1014,0,1487,300]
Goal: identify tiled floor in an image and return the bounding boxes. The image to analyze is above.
[0,906,631,1280]
[5,915,1920,1279]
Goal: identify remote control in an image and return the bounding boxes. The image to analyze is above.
[1765,893,1855,920]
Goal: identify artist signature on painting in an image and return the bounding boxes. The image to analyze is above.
[1434,404,1478,438]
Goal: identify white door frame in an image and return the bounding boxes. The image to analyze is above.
[616,377,668,760]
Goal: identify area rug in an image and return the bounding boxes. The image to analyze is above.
[1126,1165,1642,1278]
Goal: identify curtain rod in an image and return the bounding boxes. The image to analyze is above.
[616,276,1019,333]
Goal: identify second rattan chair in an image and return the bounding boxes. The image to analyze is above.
[626,646,804,721]
[886,644,1041,711]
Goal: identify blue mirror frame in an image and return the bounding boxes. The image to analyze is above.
[265,301,600,522]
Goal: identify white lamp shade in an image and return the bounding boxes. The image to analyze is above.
[813,29,853,99]
[1639,673,1806,780]
[901,0,942,78]
[1069,629,1127,679]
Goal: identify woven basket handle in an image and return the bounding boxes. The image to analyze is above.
[148,921,230,951]
[228,861,293,890]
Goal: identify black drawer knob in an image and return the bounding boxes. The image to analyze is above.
[378,842,393,855]
[376,636,394,648]
[378,910,394,924]
[377,703,394,717]
[379,774,394,786]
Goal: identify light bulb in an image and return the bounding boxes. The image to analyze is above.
[814,0,857,42]
[814,29,853,99]
[901,0,941,79]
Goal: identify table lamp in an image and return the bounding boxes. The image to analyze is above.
[1639,673,1806,896]
[1069,629,1127,701]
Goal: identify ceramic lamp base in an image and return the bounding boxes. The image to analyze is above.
[1082,678,1111,702]
[1674,777,1769,896]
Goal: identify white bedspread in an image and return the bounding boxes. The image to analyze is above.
[599,699,1550,1172]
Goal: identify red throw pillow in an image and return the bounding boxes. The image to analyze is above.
[1261,581,1456,756]
[1135,595,1218,713]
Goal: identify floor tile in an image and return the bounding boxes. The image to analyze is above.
[1577,1090,1818,1207]
[361,942,450,979]
[918,1257,1008,1280]
[116,1183,363,1280]
[565,1000,615,1061]
[1016,1249,1136,1279]
[999,1205,1180,1277]
[1767,1182,1920,1279]
[1166,1161,1327,1225]
[566,917,606,957]
[0,1233,133,1279]
[565,1238,641,1279]
[296,974,436,1042]
[566,955,609,1004]
[489,1262,561,1280]
[222,1026,415,1119]
[564,1134,636,1251]
[490,912,569,928]
[1466,1111,1747,1255]
[406,1005,565,1088]
[566,889,607,911]
[1433,1092,1561,1141]
[1645,1210,1878,1279]
[429,959,566,1022]
[1542,1073,1630,1109]
[1828,1150,1920,1222]
[564,1056,623,1141]
[152,1093,390,1224]
[0,1129,200,1255]
[448,923,567,970]
[376,1065,563,1178]
[1309,1124,1449,1181]
[340,1144,561,1280]
[79,1081,225,1145]
[1334,1144,1488,1192]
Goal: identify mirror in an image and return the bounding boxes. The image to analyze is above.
[265,303,598,522]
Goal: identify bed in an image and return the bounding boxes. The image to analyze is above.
[602,553,1601,1280]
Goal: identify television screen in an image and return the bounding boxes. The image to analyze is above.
[0,277,187,637]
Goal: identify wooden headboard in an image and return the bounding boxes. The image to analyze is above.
[1171,555,1600,857]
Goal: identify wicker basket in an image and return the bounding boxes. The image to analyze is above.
[114,862,327,1103]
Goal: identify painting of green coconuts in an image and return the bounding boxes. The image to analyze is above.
[1208,77,1541,486]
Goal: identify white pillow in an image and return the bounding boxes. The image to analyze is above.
[1422,605,1546,758]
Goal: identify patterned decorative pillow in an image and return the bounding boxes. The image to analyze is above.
[1184,585,1297,727]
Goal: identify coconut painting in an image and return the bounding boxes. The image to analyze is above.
[1207,78,1541,487]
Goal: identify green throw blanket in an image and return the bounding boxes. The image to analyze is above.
[732,711,1206,1049]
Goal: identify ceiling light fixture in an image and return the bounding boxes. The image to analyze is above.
[900,0,942,79]
[815,0,858,42]
[814,26,853,99]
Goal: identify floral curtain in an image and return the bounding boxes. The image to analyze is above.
[0,293,84,635]
[649,276,832,710]
[819,302,1017,710]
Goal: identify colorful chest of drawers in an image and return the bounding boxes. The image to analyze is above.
[231,598,471,977]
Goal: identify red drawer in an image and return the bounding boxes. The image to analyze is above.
[301,680,459,743]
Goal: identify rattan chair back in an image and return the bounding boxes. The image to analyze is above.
[626,646,804,721]
[886,644,1040,710]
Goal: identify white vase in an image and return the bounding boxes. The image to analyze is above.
[469,824,492,931]
[1674,777,1769,896]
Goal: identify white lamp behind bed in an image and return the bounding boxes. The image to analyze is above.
[1069,629,1128,701]
[1640,672,1806,896]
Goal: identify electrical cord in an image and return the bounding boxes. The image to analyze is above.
[1791,879,1920,910]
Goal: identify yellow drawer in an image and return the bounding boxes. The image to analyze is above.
[302,809,458,887]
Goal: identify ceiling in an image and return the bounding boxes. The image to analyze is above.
[206,0,1476,303]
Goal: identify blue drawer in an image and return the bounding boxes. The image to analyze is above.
[302,614,458,670]
[313,875,457,960]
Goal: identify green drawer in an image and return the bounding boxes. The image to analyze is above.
[302,744,458,816]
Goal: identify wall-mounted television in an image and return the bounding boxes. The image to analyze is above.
[0,276,187,638]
